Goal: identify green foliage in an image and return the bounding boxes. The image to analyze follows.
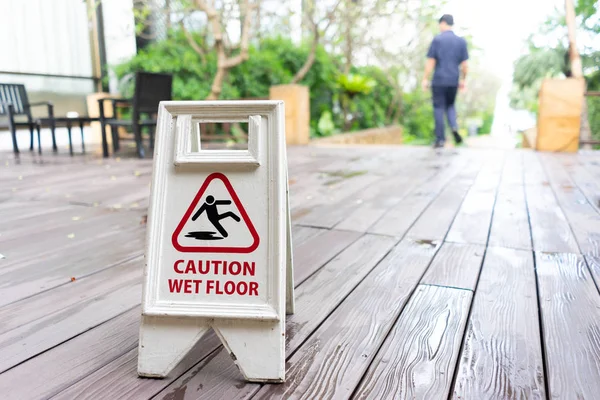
[112,30,439,142]
[336,74,376,96]
[479,111,494,135]
[401,90,435,143]
[317,110,337,136]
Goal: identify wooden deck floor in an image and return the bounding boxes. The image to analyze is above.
[1,145,600,399]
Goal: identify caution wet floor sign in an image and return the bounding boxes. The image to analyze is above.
[138,101,293,383]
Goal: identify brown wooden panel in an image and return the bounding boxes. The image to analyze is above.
[523,153,580,254]
[0,256,142,335]
[293,229,362,286]
[446,153,504,245]
[541,154,600,256]
[421,242,485,290]
[0,307,140,399]
[536,252,600,399]
[587,255,600,290]
[368,155,470,237]
[452,247,546,399]
[151,235,399,399]
[406,169,477,241]
[52,234,396,400]
[488,152,532,250]
[354,284,472,399]
[335,155,444,233]
[0,226,145,307]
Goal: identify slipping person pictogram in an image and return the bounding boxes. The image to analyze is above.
[186,195,241,240]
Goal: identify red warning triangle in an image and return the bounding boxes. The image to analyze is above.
[171,173,260,253]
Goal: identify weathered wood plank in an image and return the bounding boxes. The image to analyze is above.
[293,229,362,286]
[523,152,580,254]
[0,226,145,307]
[406,166,478,241]
[587,255,600,291]
[0,256,142,335]
[536,252,600,399]
[151,234,398,399]
[0,258,143,373]
[368,154,469,237]
[421,242,485,291]
[291,225,326,246]
[354,284,472,399]
[488,152,532,250]
[52,234,396,400]
[560,155,600,214]
[446,152,504,245]
[0,307,140,399]
[452,247,546,400]
[249,239,440,400]
[334,155,445,233]
[540,153,600,257]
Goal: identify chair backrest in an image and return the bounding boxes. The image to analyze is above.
[133,72,173,115]
[0,83,31,117]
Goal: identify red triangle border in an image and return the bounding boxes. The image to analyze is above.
[171,172,260,253]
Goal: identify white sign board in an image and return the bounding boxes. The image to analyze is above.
[138,101,294,383]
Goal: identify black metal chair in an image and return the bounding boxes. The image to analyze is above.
[0,83,56,154]
[98,72,172,158]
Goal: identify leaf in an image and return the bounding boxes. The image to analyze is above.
[71,277,77,282]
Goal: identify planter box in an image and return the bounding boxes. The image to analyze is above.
[537,78,585,152]
[311,126,403,146]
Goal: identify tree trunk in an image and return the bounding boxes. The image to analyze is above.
[565,0,591,149]
[291,33,319,83]
[196,0,255,99]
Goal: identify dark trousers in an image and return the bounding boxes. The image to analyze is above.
[432,85,458,143]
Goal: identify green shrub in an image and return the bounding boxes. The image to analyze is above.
[112,31,448,142]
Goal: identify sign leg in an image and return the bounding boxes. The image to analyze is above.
[285,179,295,315]
[138,315,210,378]
[213,319,285,382]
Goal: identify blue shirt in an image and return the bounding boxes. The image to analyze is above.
[427,31,469,87]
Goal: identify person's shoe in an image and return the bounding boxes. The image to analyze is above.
[433,140,444,149]
[452,130,463,145]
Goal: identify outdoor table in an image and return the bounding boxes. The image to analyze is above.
[35,116,99,156]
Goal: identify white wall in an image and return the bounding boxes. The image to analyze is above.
[0,0,93,94]
[101,0,137,93]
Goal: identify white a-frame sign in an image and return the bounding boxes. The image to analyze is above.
[138,101,294,382]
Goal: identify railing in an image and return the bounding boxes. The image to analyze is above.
[583,91,600,147]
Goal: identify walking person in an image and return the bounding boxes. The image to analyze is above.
[421,14,469,148]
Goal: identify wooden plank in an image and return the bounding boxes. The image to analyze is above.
[587,255,600,291]
[406,166,478,241]
[560,153,600,214]
[523,152,580,254]
[150,234,398,399]
[421,242,485,291]
[536,252,600,399]
[290,225,326,246]
[488,152,532,250]
[293,173,382,228]
[0,256,141,335]
[334,155,445,233]
[246,239,441,400]
[293,229,362,286]
[354,284,472,399]
[52,234,396,400]
[452,247,546,399]
[368,154,470,237]
[540,153,600,257]
[0,226,145,307]
[0,307,140,399]
[446,152,504,245]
